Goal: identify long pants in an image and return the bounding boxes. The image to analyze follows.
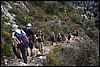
[13,45,27,63]
[13,46,22,59]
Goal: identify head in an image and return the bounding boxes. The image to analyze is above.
[52,32,54,34]
[12,24,18,31]
[27,23,32,27]
[59,33,61,35]
[38,30,42,34]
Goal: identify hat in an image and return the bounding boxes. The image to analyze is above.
[59,33,61,35]
[12,24,18,31]
[27,23,32,26]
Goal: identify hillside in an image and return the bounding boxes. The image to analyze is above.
[1,1,99,66]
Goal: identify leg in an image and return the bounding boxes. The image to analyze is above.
[29,40,33,56]
[30,49,33,56]
[12,46,22,59]
[38,42,41,52]
[39,44,41,52]
[26,47,29,56]
[52,40,53,45]
[41,42,43,54]
[41,44,43,54]
[20,48,27,64]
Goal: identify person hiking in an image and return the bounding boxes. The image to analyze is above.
[67,33,71,43]
[57,33,62,42]
[25,23,35,57]
[36,30,44,54]
[75,29,79,37]
[50,32,55,45]
[12,24,29,64]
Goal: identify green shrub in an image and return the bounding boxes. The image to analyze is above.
[1,44,13,57]
[9,5,19,15]
[44,46,66,66]
[1,30,12,44]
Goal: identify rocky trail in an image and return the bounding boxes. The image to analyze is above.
[2,36,84,66]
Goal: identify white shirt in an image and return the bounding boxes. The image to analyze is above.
[12,29,26,44]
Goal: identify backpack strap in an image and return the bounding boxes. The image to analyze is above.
[14,29,24,42]
[14,29,22,35]
[20,29,23,34]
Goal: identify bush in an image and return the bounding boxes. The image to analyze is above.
[1,30,12,44]
[44,37,99,66]
[44,46,66,66]
[45,1,59,15]
[1,44,13,57]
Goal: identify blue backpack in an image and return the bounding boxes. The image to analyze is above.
[14,29,29,47]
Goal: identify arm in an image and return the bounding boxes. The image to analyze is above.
[12,32,17,48]
[13,38,18,51]
[34,34,38,39]
[13,38,17,48]
[42,35,44,43]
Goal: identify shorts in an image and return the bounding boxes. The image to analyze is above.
[26,40,33,49]
[38,42,44,45]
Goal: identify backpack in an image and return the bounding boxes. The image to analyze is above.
[57,34,61,39]
[14,29,29,47]
[26,28,34,40]
[37,34,43,42]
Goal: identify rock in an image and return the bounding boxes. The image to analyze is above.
[5,62,7,65]
[38,56,46,60]
[11,59,14,62]
[3,56,6,58]
[36,64,39,66]
[4,59,8,63]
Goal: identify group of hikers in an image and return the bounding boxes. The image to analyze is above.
[11,22,79,64]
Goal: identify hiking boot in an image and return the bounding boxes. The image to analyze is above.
[17,56,22,59]
[24,61,28,64]
[18,59,21,62]
[20,62,28,66]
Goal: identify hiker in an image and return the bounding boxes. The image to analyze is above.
[75,29,79,37]
[12,24,29,64]
[67,33,71,43]
[50,32,55,45]
[57,33,62,42]
[25,23,35,57]
[36,30,44,54]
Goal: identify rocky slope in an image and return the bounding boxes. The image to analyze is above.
[1,1,99,66]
